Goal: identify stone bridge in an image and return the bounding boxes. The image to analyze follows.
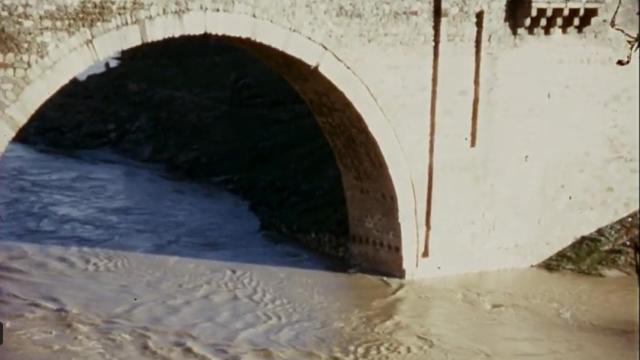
[0,0,638,278]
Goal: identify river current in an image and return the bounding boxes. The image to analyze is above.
[0,143,637,360]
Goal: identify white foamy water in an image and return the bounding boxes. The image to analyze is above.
[0,143,638,360]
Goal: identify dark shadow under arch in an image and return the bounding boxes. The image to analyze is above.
[14,34,405,276]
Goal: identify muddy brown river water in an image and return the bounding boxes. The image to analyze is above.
[0,143,637,360]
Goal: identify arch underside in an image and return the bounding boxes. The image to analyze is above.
[227,38,404,276]
[1,13,414,277]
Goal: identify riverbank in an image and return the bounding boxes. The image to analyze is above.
[541,211,639,276]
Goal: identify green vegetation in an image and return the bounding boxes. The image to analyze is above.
[540,211,639,276]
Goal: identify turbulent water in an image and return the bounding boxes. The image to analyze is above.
[0,143,637,360]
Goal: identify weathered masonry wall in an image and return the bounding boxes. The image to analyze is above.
[418,0,639,277]
[0,0,427,278]
[0,0,638,278]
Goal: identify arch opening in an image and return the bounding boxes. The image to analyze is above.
[3,18,413,276]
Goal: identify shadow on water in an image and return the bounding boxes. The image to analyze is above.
[0,143,347,274]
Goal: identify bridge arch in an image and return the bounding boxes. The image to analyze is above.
[0,11,418,277]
